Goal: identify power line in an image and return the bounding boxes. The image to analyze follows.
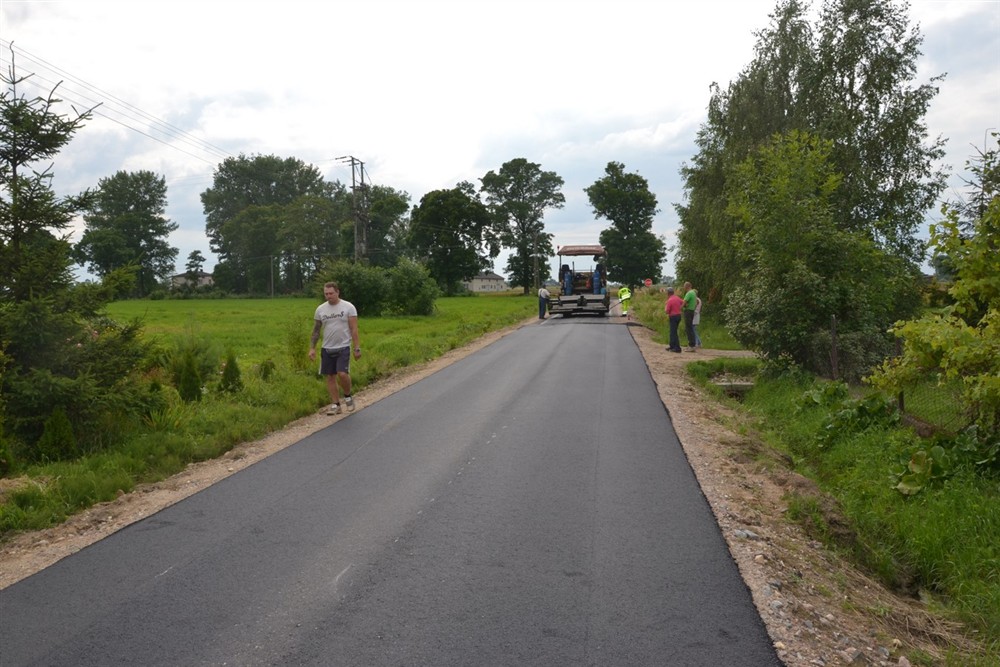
[1,40,232,166]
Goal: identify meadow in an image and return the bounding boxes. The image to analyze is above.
[0,294,536,536]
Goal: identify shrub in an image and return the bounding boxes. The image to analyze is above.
[218,350,243,394]
[312,259,390,316]
[177,350,202,403]
[36,407,77,462]
[386,258,439,316]
[869,195,1000,471]
[257,358,276,381]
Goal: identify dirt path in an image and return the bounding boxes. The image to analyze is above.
[0,314,972,666]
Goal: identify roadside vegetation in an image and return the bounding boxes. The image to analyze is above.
[2,2,996,660]
[632,288,999,665]
[657,1,999,660]
[0,295,535,536]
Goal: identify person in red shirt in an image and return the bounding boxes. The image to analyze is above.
[664,286,684,353]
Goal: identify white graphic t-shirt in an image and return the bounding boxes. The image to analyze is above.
[314,299,357,350]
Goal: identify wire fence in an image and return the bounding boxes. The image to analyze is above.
[825,315,968,437]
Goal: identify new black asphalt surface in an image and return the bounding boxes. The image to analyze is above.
[0,316,781,666]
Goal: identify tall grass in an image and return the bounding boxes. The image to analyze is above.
[630,289,742,350]
[0,295,536,537]
[685,360,1000,660]
[635,278,998,662]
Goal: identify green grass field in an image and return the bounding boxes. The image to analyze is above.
[1,295,536,537]
[107,294,537,385]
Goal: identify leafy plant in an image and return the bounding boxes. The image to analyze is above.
[868,145,1000,471]
[795,381,899,447]
[814,391,899,449]
[386,258,440,316]
[796,379,850,412]
[893,445,951,495]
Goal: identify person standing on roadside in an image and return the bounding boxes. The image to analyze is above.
[664,287,684,353]
[693,293,703,348]
[538,285,550,319]
[309,282,361,415]
[682,281,698,352]
[618,285,632,318]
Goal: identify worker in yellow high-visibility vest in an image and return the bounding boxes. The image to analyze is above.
[618,285,632,318]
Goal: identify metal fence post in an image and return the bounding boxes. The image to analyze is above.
[896,338,905,413]
[830,315,839,380]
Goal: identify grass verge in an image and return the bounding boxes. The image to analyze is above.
[0,294,536,537]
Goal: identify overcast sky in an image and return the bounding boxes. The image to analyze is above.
[2,0,998,282]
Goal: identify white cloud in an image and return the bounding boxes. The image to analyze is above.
[2,0,998,280]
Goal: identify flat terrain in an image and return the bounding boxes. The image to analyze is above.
[0,312,969,666]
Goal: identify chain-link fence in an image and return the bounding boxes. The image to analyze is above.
[819,316,967,437]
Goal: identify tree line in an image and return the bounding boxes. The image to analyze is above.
[675,0,947,379]
[4,0,996,467]
[674,0,998,467]
[0,48,666,463]
[71,154,668,299]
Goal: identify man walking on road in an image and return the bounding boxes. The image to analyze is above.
[309,282,361,415]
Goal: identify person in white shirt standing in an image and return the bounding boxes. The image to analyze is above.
[308,282,361,415]
[538,285,550,319]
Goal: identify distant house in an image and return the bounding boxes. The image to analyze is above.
[171,271,214,289]
[463,271,508,292]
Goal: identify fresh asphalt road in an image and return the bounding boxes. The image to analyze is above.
[0,316,781,667]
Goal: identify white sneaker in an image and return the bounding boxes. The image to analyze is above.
[325,403,341,415]
[344,395,355,412]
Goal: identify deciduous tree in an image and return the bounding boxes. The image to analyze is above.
[676,0,946,303]
[409,183,493,295]
[585,161,665,288]
[724,130,918,379]
[480,158,563,292]
[201,154,341,292]
[74,170,178,297]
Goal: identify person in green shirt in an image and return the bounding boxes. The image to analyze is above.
[682,281,698,352]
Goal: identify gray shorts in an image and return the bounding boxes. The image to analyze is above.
[320,347,351,375]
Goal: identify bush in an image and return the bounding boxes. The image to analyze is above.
[386,258,439,316]
[312,260,391,316]
[869,197,1000,469]
[177,349,202,403]
[806,326,895,384]
[36,407,77,462]
[218,350,243,394]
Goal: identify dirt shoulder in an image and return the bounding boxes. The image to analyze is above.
[0,315,974,666]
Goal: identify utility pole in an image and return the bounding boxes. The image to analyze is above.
[338,155,370,263]
[532,231,540,291]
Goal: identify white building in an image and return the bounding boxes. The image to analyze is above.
[463,272,508,292]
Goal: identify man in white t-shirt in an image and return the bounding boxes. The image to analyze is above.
[308,282,361,415]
